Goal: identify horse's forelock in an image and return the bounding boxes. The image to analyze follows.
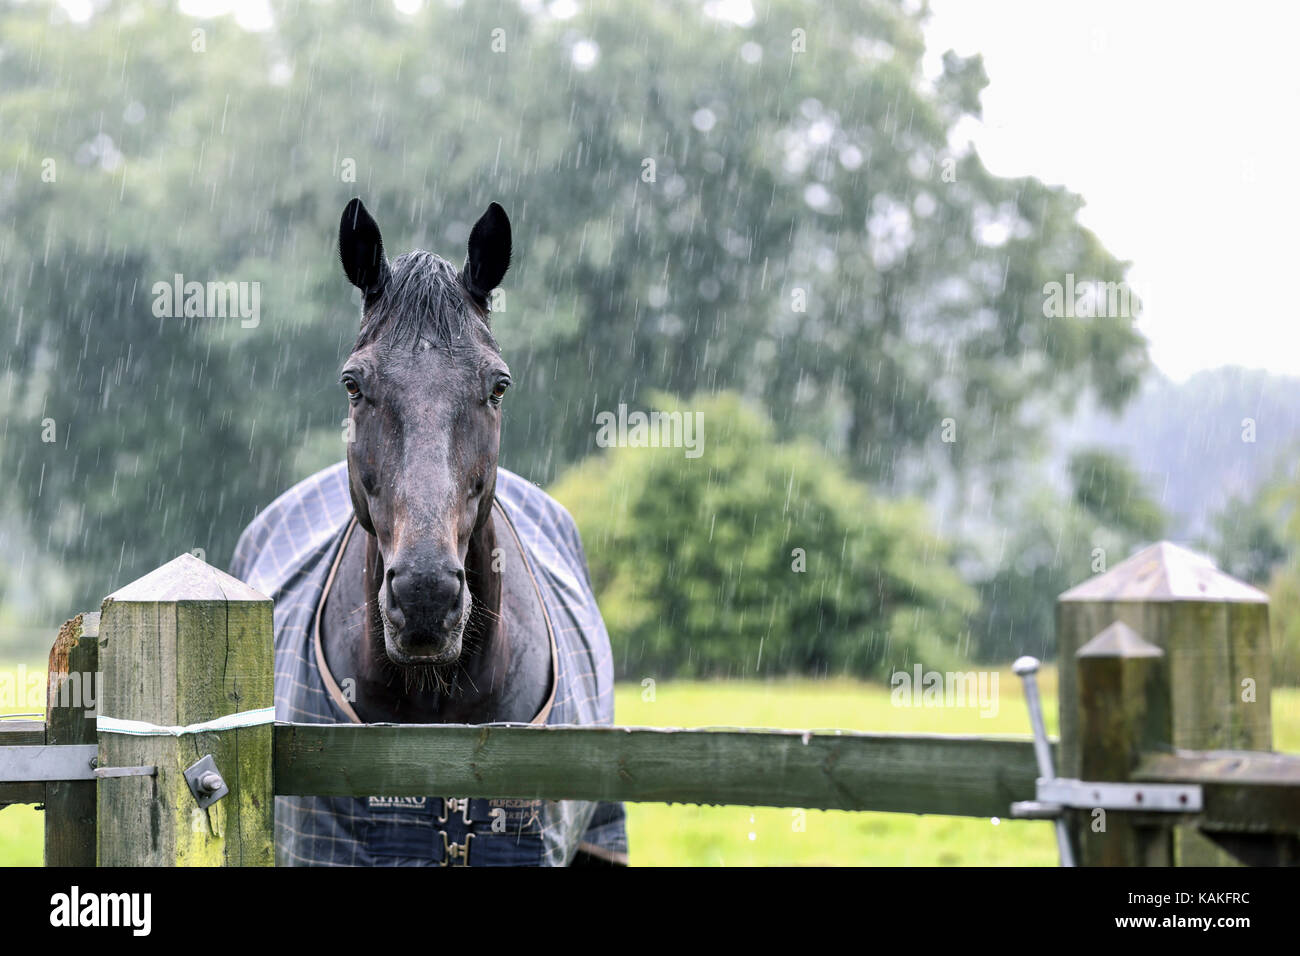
[355,250,492,351]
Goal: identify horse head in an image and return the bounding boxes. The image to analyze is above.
[337,197,512,667]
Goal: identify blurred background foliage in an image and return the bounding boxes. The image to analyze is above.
[553,391,975,678]
[0,0,1295,682]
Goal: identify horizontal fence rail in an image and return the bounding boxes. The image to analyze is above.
[274,723,1045,816]
[1135,750,1300,833]
[5,718,1047,817]
[0,721,45,746]
[12,720,1298,833]
[0,721,51,807]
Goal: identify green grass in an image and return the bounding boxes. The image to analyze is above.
[3,665,1298,866]
[614,670,1061,865]
[0,805,39,867]
[0,656,48,867]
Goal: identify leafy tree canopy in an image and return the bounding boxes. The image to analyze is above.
[551,391,976,678]
[970,448,1165,662]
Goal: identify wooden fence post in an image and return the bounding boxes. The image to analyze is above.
[96,553,274,866]
[1057,541,1272,865]
[44,611,100,866]
[1075,621,1173,866]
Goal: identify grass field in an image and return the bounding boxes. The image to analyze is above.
[3,664,1298,866]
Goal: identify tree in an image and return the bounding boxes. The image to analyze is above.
[969,448,1165,662]
[550,392,976,679]
[1068,448,1165,540]
[1208,493,1288,586]
[1263,566,1300,687]
[1218,470,1300,685]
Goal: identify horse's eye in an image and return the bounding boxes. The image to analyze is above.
[490,379,510,404]
[342,376,361,399]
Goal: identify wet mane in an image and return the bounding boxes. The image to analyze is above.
[354,250,493,351]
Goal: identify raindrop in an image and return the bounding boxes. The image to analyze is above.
[838,145,863,170]
[571,40,599,72]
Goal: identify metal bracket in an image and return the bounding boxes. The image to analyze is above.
[1011,777,1202,819]
[1009,800,1065,819]
[0,745,98,781]
[183,754,228,810]
[0,745,154,782]
[93,764,157,779]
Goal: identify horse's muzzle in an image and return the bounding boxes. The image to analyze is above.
[381,561,468,663]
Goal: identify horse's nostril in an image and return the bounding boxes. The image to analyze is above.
[387,562,466,629]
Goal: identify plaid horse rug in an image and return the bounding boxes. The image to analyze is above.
[229,461,627,866]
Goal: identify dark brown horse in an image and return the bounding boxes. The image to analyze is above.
[320,198,551,724]
[232,197,624,865]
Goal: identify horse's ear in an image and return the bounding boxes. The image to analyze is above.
[339,197,390,298]
[462,201,511,309]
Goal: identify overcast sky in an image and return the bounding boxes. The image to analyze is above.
[923,0,1300,383]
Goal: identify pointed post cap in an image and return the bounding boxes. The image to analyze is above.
[104,552,270,604]
[1076,620,1164,659]
[1059,541,1267,604]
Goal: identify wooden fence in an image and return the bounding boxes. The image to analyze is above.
[2,540,1298,865]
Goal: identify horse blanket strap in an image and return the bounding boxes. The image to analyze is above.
[96,708,277,737]
[229,462,628,867]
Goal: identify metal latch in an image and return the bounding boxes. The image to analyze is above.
[1010,656,1205,867]
[183,753,228,810]
[1011,657,1075,866]
[1036,777,1200,812]
[1012,777,1202,819]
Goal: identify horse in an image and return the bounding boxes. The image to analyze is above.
[230,197,626,866]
